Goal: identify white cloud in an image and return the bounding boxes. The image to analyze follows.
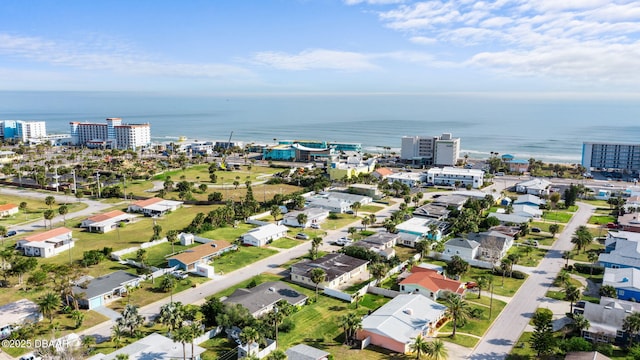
[344,0,405,5]
[0,33,251,78]
[369,0,640,83]
[251,49,379,71]
[409,36,437,45]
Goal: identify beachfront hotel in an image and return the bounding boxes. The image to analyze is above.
[400,133,460,166]
[582,141,640,173]
[0,120,47,143]
[70,117,151,150]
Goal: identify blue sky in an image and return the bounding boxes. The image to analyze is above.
[1,0,639,94]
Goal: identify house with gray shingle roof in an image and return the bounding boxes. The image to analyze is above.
[602,267,640,301]
[71,270,141,310]
[290,253,369,290]
[443,238,481,262]
[222,281,307,318]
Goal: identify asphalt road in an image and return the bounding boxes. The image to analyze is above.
[469,202,595,359]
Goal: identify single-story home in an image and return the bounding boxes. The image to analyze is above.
[87,332,205,360]
[565,352,612,360]
[487,212,531,225]
[468,231,515,261]
[372,167,393,180]
[413,203,450,220]
[16,227,74,258]
[598,238,640,270]
[604,230,640,253]
[222,281,308,318]
[348,232,400,260]
[618,213,640,233]
[303,197,351,213]
[602,267,640,301]
[399,267,465,300]
[578,297,640,344]
[0,203,19,217]
[80,210,136,233]
[511,204,543,218]
[387,172,426,188]
[168,240,235,271]
[348,184,383,200]
[515,178,552,195]
[71,270,141,310]
[513,194,546,207]
[242,223,289,247]
[357,294,447,354]
[282,207,330,228]
[396,217,443,246]
[0,299,42,340]
[285,344,330,360]
[127,197,183,217]
[290,253,369,289]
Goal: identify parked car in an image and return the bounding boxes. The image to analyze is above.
[296,233,310,240]
[531,227,541,233]
[465,281,478,289]
[524,240,539,247]
[334,237,352,246]
[6,230,17,237]
[607,222,618,229]
[345,210,354,215]
[171,271,188,280]
[310,223,320,229]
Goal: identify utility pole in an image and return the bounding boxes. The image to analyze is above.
[71,170,77,194]
[95,171,101,198]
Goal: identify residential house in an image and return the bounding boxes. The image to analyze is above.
[242,223,289,247]
[443,238,481,262]
[80,210,136,233]
[578,297,640,344]
[127,197,183,217]
[0,299,41,340]
[168,240,235,271]
[372,167,393,181]
[399,267,465,300]
[604,230,640,253]
[303,197,351,213]
[489,225,522,238]
[565,352,612,360]
[602,267,640,301]
[412,203,450,221]
[16,227,74,258]
[432,194,469,210]
[624,196,640,212]
[327,157,376,181]
[222,281,308,318]
[387,172,426,188]
[487,212,531,225]
[324,191,373,205]
[515,178,552,195]
[514,194,546,207]
[426,167,484,189]
[285,344,330,360]
[88,332,205,360]
[599,238,640,270]
[511,204,543,218]
[618,213,640,233]
[290,253,369,290]
[0,203,19,217]
[348,233,400,260]
[356,294,447,354]
[396,217,444,247]
[282,207,330,228]
[468,231,515,261]
[71,270,141,310]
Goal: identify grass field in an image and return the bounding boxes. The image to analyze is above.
[440,296,507,339]
[0,194,88,226]
[589,215,616,225]
[108,276,211,312]
[508,245,548,267]
[542,210,573,223]
[213,246,279,274]
[269,237,304,249]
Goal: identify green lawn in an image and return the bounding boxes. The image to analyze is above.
[571,242,604,262]
[324,213,363,231]
[440,297,507,338]
[439,333,478,348]
[529,221,565,235]
[213,246,279,274]
[108,276,211,312]
[589,215,616,225]
[542,210,573,223]
[428,259,526,297]
[199,222,255,242]
[269,237,304,249]
[508,246,548,267]
[121,241,200,267]
[359,204,384,213]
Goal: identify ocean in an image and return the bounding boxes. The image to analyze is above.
[1,91,639,164]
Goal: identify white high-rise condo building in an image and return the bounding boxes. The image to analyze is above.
[401,133,460,166]
[70,118,151,150]
[582,142,640,173]
[0,120,47,142]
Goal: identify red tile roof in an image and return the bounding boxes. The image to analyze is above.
[23,227,72,242]
[87,210,127,223]
[400,269,464,295]
[374,168,393,177]
[132,197,163,208]
[0,203,18,211]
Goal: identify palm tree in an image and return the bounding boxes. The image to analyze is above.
[189,322,204,359]
[310,236,322,259]
[350,201,361,216]
[476,275,489,299]
[571,225,593,254]
[415,240,431,260]
[347,226,357,238]
[266,349,287,360]
[445,294,471,338]
[45,195,56,209]
[369,262,388,284]
[409,334,430,359]
[240,326,261,356]
[361,216,371,231]
[564,285,581,313]
[58,205,68,226]
[425,339,448,360]
[352,292,364,309]
[270,205,282,222]
[296,213,308,228]
[623,312,640,346]
[368,213,376,226]
[38,292,60,322]
[339,312,362,346]
[43,209,55,229]
[310,268,326,301]
[158,301,185,333]
[111,323,124,349]
[117,304,145,337]
[172,326,192,360]
[572,314,590,335]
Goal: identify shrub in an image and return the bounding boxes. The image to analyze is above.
[279,318,295,333]
[328,213,339,220]
[593,342,613,356]
[573,263,604,275]
[511,270,527,279]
